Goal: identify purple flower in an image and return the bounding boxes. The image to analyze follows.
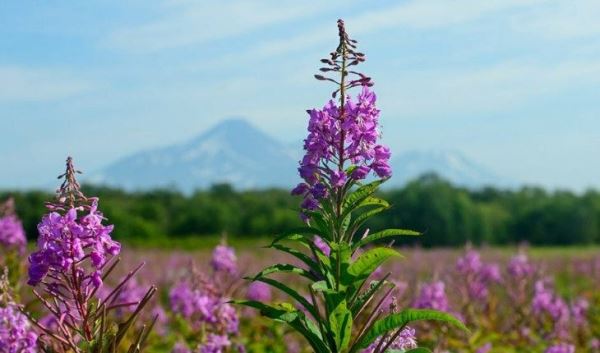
[351,165,370,180]
[456,250,501,301]
[27,198,120,289]
[413,281,449,311]
[508,253,534,278]
[0,215,26,254]
[476,343,492,353]
[571,297,589,326]
[545,344,575,353]
[246,282,272,302]
[171,342,192,353]
[199,334,231,353]
[361,327,417,353]
[313,235,331,256]
[330,170,347,187]
[293,86,392,215]
[211,244,237,275]
[0,303,38,353]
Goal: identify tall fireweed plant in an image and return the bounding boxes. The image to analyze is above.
[24,157,158,353]
[238,20,468,353]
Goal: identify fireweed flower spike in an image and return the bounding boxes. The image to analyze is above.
[25,157,158,353]
[238,19,467,353]
[0,198,27,254]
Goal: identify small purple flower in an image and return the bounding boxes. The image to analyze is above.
[0,214,26,254]
[171,342,192,353]
[476,343,492,353]
[545,343,575,353]
[0,303,38,353]
[413,281,449,311]
[27,198,120,289]
[361,327,417,353]
[246,282,272,302]
[313,235,331,256]
[211,244,237,275]
[199,334,231,353]
[508,253,534,278]
[330,170,347,188]
[571,297,589,326]
[351,165,370,180]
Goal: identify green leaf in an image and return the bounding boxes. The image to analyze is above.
[234,300,330,353]
[350,279,387,315]
[269,243,323,276]
[355,229,421,250]
[342,179,386,218]
[254,277,320,321]
[347,247,402,279]
[348,205,389,236]
[270,227,322,247]
[251,263,317,281]
[358,309,469,349]
[329,300,353,351]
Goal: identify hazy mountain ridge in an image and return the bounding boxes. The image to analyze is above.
[88,118,508,192]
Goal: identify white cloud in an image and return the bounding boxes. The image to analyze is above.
[511,0,600,39]
[379,59,600,116]
[0,66,92,102]
[240,0,544,60]
[104,1,335,53]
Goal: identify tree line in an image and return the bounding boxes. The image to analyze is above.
[3,174,599,247]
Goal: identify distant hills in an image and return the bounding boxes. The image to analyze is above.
[88,118,509,193]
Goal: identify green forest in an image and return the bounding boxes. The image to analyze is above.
[4,174,600,247]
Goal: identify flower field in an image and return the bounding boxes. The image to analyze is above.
[3,238,599,352]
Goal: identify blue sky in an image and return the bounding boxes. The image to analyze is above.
[1,0,599,191]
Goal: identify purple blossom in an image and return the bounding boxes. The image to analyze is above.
[508,253,534,279]
[199,334,231,353]
[169,279,239,334]
[0,215,26,254]
[413,281,449,311]
[570,298,589,326]
[246,282,272,302]
[171,342,192,353]
[27,199,120,289]
[0,303,38,353]
[476,343,492,353]
[545,343,575,353]
[313,235,331,256]
[361,327,417,353]
[294,86,392,215]
[456,250,501,301]
[210,244,237,275]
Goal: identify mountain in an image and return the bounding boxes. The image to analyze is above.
[88,119,300,193]
[388,150,509,189]
[89,118,509,192]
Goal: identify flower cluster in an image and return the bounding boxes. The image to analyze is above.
[413,281,449,311]
[245,281,271,302]
[0,269,37,353]
[545,343,575,353]
[210,244,237,275]
[456,250,501,301]
[361,327,417,353]
[27,199,121,288]
[292,87,392,215]
[0,302,38,353]
[508,252,534,279]
[170,253,241,353]
[0,198,26,254]
[532,279,571,338]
